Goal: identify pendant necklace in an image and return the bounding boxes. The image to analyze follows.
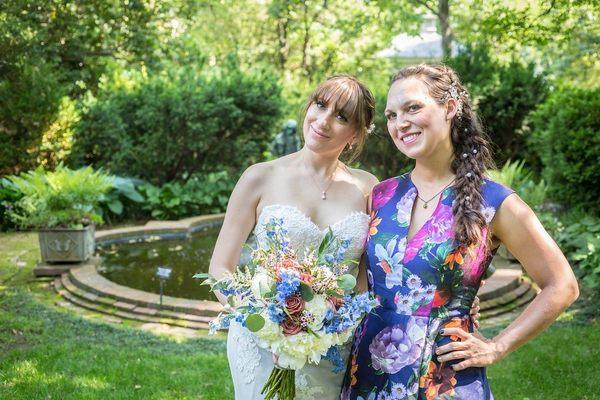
[414,177,456,209]
[308,162,339,200]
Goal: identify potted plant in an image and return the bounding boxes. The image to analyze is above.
[7,164,113,263]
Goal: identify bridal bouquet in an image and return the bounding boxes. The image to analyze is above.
[195,217,378,400]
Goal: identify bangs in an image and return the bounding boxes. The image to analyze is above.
[309,78,363,126]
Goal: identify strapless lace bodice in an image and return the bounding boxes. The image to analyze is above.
[254,204,370,269]
[228,204,371,400]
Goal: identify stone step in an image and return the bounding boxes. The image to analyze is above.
[478,267,522,301]
[481,285,537,319]
[55,277,210,330]
[68,264,222,317]
[480,278,534,311]
[59,273,214,325]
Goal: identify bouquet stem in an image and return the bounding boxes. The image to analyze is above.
[261,367,295,400]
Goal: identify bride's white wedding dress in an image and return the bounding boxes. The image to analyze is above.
[227,204,370,400]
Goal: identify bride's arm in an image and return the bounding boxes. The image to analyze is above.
[208,164,265,305]
[355,172,379,294]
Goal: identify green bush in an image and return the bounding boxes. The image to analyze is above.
[529,87,600,214]
[488,160,548,210]
[0,178,25,231]
[0,57,65,175]
[541,211,600,318]
[7,165,113,229]
[139,171,235,220]
[448,45,549,165]
[98,176,146,224]
[70,65,283,185]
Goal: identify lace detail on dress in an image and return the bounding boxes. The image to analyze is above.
[233,323,261,384]
[254,204,370,273]
[296,370,325,399]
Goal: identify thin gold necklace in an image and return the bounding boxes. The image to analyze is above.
[307,161,339,200]
[413,175,455,209]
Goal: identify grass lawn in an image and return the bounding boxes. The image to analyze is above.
[1,232,597,399]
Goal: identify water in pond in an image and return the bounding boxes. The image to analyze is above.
[96,230,222,301]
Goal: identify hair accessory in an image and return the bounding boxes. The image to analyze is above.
[465,196,471,201]
[464,128,468,133]
[462,153,468,158]
[466,172,472,178]
[472,149,478,154]
[447,81,468,119]
[367,123,376,134]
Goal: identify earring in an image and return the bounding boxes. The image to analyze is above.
[349,143,354,150]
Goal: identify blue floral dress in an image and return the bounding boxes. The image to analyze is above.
[340,174,514,400]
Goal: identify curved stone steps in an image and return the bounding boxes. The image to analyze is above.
[55,265,538,331]
[55,273,211,329]
[67,263,221,317]
[480,277,538,319]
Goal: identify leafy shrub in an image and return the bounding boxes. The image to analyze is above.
[0,57,65,175]
[529,87,600,214]
[488,160,548,210]
[541,211,600,318]
[70,65,283,185]
[98,176,146,224]
[139,171,235,220]
[448,45,548,165]
[7,165,113,229]
[0,178,25,231]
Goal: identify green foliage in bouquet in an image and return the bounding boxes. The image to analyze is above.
[7,164,113,229]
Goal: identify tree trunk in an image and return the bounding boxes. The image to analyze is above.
[438,0,453,59]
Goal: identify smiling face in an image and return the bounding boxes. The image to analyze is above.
[385,77,456,161]
[301,76,374,159]
[303,98,358,155]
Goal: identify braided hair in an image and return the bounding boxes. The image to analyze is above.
[391,64,495,250]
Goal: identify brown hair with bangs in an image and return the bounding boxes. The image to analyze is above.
[303,74,375,162]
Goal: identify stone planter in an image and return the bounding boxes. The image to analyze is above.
[38,225,95,263]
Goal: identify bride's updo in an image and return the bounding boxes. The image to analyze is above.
[304,75,376,162]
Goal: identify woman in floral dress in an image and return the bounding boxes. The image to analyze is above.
[341,64,579,399]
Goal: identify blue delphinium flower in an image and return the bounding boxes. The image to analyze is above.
[323,293,378,334]
[275,269,301,303]
[264,217,291,257]
[266,303,286,323]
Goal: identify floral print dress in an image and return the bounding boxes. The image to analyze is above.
[341,174,514,400]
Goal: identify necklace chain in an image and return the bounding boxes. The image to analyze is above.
[413,176,456,209]
[307,162,339,200]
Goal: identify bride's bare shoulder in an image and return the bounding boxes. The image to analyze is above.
[345,166,379,193]
[238,154,296,186]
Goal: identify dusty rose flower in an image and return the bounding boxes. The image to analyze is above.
[285,294,305,314]
[299,272,313,284]
[281,317,303,335]
[327,296,344,310]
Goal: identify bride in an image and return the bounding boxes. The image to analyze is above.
[208,75,378,399]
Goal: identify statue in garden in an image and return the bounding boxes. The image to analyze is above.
[270,119,300,157]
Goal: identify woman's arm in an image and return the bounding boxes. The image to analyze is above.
[437,194,579,370]
[208,164,266,305]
